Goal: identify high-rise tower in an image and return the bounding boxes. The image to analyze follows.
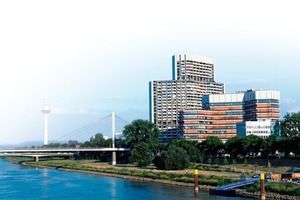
[149,54,224,142]
[41,97,51,145]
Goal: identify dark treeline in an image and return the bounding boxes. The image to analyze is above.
[41,112,300,169]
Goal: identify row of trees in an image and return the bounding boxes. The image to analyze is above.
[121,112,300,169]
[279,112,300,157]
[44,112,300,169]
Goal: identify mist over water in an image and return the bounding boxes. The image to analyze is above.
[0,159,253,200]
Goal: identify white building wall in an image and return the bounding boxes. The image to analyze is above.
[174,54,214,65]
[244,90,280,101]
[237,121,272,138]
[208,93,244,103]
[206,90,280,103]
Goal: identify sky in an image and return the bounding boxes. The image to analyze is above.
[0,0,299,145]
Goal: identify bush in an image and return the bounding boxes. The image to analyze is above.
[161,145,190,170]
[130,142,152,167]
[223,157,229,165]
[232,159,237,165]
[247,182,260,192]
[207,158,212,165]
[265,182,300,196]
[214,158,219,165]
[153,156,165,169]
[217,179,225,186]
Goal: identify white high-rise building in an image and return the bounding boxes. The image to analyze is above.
[149,54,224,142]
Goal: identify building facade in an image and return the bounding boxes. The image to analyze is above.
[149,54,224,142]
[179,89,280,141]
[236,120,272,138]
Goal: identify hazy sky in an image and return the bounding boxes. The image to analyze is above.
[0,0,299,145]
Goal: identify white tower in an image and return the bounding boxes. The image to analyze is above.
[41,97,51,145]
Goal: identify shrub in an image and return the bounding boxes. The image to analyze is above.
[161,145,190,170]
[130,142,152,167]
[265,182,300,196]
[223,157,229,165]
[217,179,225,186]
[207,158,212,165]
[153,155,165,169]
[200,178,218,186]
[232,159,237,165]
[247,182,260,192]
[214,158,219,165]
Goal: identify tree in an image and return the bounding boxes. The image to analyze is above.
[198,136,223,157]
[225,136,243,158]
[81,141,92,148]
[280,112,300,138]
[153,155,166,169]
[261,135,278,158]
[104,138,112,148]
[90,133,106,147]
[223,157,229,165]
[160,145,190,170]
[282,136,300,157]
[167,139,201,162]
[123,119,160,149]
[123,119,160,167]
[129,142,152,167]
[241,135,263,158]
[280,112,300,157]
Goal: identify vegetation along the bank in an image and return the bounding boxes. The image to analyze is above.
[5,112,300,199]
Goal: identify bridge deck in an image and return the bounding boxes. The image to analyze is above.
[0,148,130,153]
[212,178,259,191]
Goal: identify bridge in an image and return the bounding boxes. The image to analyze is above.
[0,152,75,162]
[209,178,259,196]
[0,148,130,162]
[0,112,131,163]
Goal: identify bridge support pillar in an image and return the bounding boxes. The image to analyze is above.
[112,151,116,165]
[34,156,39,162]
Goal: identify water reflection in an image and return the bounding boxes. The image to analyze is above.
[194,191,199,200]
[41,169,49,199]
[109,177,117,198]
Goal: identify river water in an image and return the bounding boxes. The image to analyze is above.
[0,159,254,200]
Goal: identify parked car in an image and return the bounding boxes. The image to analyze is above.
[252,173,271,179]
[265,173,271,180]
[252,174,260,179]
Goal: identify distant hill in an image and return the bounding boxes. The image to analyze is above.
[0,140,76,148]
[15,141,44,148]
[0,141,44,148]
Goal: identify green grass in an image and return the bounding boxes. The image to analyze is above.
[246,181,300,196]
[266,182,300,196]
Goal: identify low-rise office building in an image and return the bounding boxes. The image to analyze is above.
[236,120,272,138]
[179,89,280,141]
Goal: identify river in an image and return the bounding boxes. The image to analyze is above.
[0,159,254,200]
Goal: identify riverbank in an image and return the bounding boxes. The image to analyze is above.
[4,157,299,200]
